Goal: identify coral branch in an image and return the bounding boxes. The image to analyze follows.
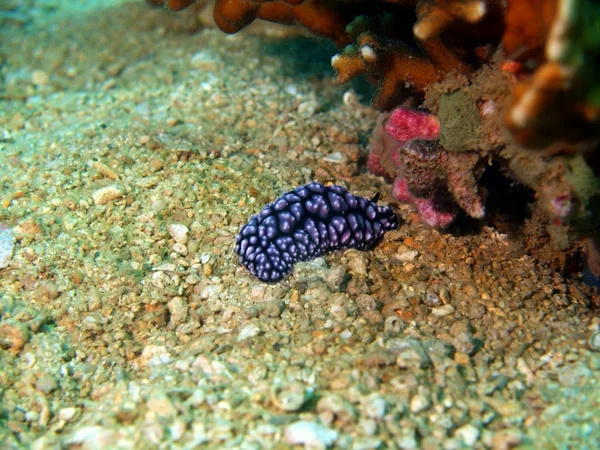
[332,31,443,110]
[504,0,600,147]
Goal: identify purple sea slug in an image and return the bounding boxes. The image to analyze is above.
[235,182,399,283]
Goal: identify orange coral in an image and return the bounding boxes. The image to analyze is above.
[502,0,557,63]
[503,0,600,148]
[331,0,502,110]
[213,0,352,46]
[151,0,600,149]
[412,0,488,41]
[506,62,599,148]
[146,0,198,11]
[332,31,443,110]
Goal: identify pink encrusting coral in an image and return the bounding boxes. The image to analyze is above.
[385,107,440,142]
[369,107,485,227]
[392,177,456,228]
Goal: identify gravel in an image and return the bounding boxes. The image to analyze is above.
[0,0,598,448]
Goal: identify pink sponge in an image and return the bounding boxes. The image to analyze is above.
[385,108,440,142]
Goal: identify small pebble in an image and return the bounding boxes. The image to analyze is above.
[455,423,480,446]
[352,437,383,450]
[35,374,58,395]
[323,152,345,163]
[0,226,15,269]
[348,255,368,276]
[297,100,320,117]
[491,429,523,450]
[91,161,119,180]
[167,297,188,327]
[40,280,60,300]
[271,382,307,412]
[410,393,430,413]
[92,185,122,205]
[238,323,261,342]
[431,304,455,317]
[58,407,77,422]
[397,249,418,262]
[172,242,188,256]
[65,426,115,448]
[147,390,177,419]
[588,331,600,351]
[361,394,386,419]
[284,421,338,448]
[167,223,189,244]
[148,158,164,172]
[324,267,346,289]
[31,70,49,85]
[317,394,356,426]
[0,320,31,350]
[139,345,172,367]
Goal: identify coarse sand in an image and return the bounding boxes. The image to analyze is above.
[1,1,599,448]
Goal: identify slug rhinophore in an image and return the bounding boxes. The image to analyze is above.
[235,182,398,283]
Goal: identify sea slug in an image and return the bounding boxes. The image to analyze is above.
[235,182,398,283]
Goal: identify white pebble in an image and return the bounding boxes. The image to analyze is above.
[139,345,172,367]
[362,394,386,419]
[397,250,418,262]
[297,100,320,117]
[167,223,189,244]
[455,423,480,445]
[31,70,49,86]
[0,227,15,269]
[147,390,177,419]
[170,419,186,441]
[238,323,261,341]
[250,284,266,299]
[58,407,77,422]
[397,436,418,449]
[323,152,345,164]
[64,426,117,447]
[431,304,455,317]
[410,394,430,413]
[92,185,122,205]
[172,243,188,256]
[285,421,338,449]
[200,284,223,300]
[339,329,353,340]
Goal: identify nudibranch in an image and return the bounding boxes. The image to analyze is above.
[235,182,398,283]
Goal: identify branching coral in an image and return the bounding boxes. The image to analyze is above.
[331,0,502,110]
[503,0,600,148]
[146,0,198,11]
[213,0,359,46]
[331,28,444,110]
[150,0,599,149]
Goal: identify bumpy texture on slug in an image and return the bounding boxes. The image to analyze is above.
[235,182,398,283]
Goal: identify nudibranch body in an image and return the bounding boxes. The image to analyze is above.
[235,182,398,283]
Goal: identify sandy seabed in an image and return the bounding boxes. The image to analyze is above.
[1,1,599,449]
